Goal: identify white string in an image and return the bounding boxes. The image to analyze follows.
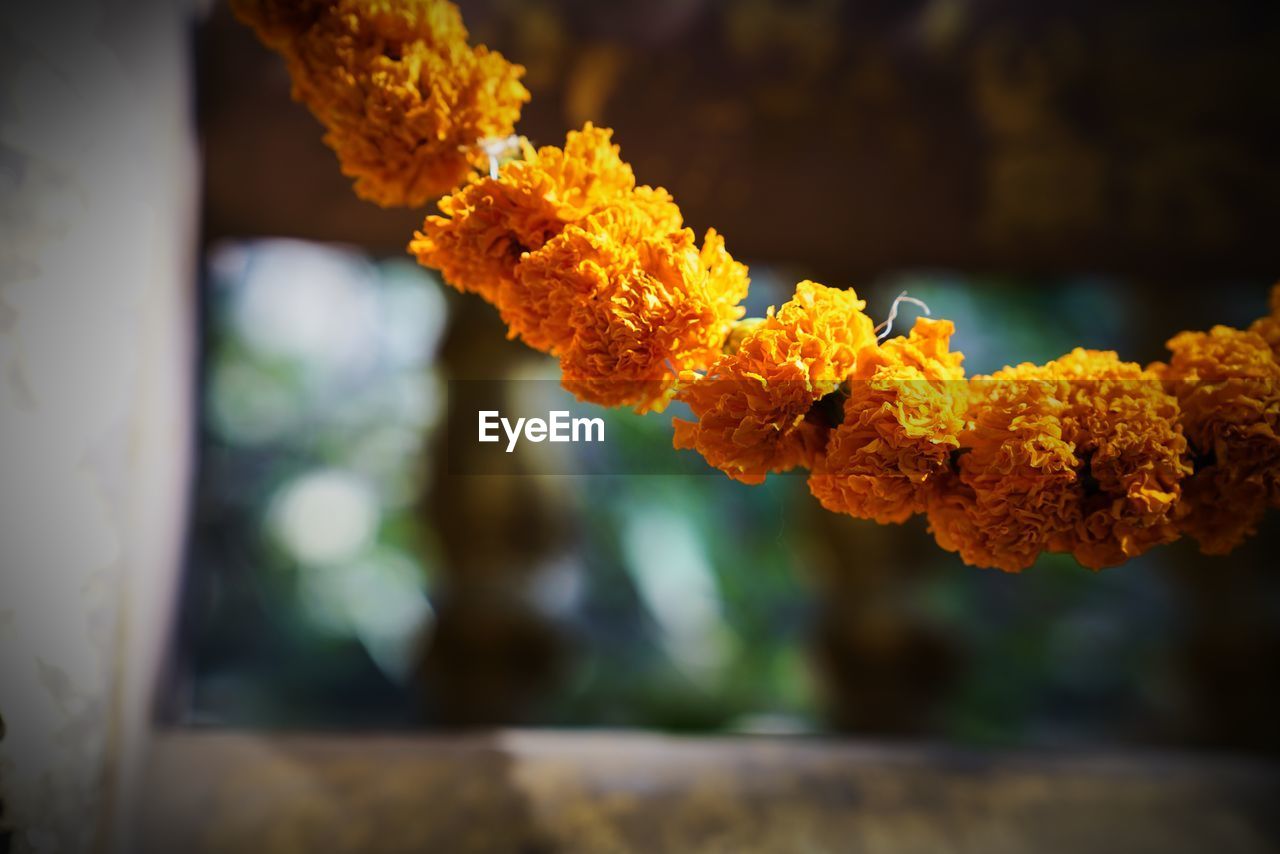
[875,290,932,341]
[478,134,522,179]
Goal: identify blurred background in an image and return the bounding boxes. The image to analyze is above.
[172,0,1280,752]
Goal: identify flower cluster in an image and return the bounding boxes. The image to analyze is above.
[809,317,967,524]
[231,0,529,207]
[411,124,746,412]
[1154,323,1280,554]
[672,282,877,484]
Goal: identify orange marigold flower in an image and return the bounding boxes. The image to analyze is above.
[1154,325,1280,554]
[409,124,681,304]
[499,202,685,354]
[929,350,1190,572]
[498,222,612,355]
[557,228,749,413]
[232,0,530,207]
[926,363,1079,573]
[673,281,877,484]
[1041,351,1189,569]
[809,318,968,524]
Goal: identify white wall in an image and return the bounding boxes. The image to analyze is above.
[0,2,197,850]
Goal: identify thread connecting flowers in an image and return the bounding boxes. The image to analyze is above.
[238,0,1280,572]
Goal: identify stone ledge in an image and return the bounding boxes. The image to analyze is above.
[136,730,1280,853]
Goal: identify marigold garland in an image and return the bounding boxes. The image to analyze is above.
[240,1,1280,572]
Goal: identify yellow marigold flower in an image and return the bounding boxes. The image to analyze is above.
[499,202,684,354]
[409,124,681,304]
[1247,282,1280,356]
[926,364,1079,573]
[1154,325,1280,554]
[498,223,610,355]
[558,228,748,413]
[673,281,877,484]
[1041,351,1189,569]
[930,350,1190,571]
[809,318,968,524]
[232,0,530,207]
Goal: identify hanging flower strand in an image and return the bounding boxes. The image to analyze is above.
[237,0,1280,572]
